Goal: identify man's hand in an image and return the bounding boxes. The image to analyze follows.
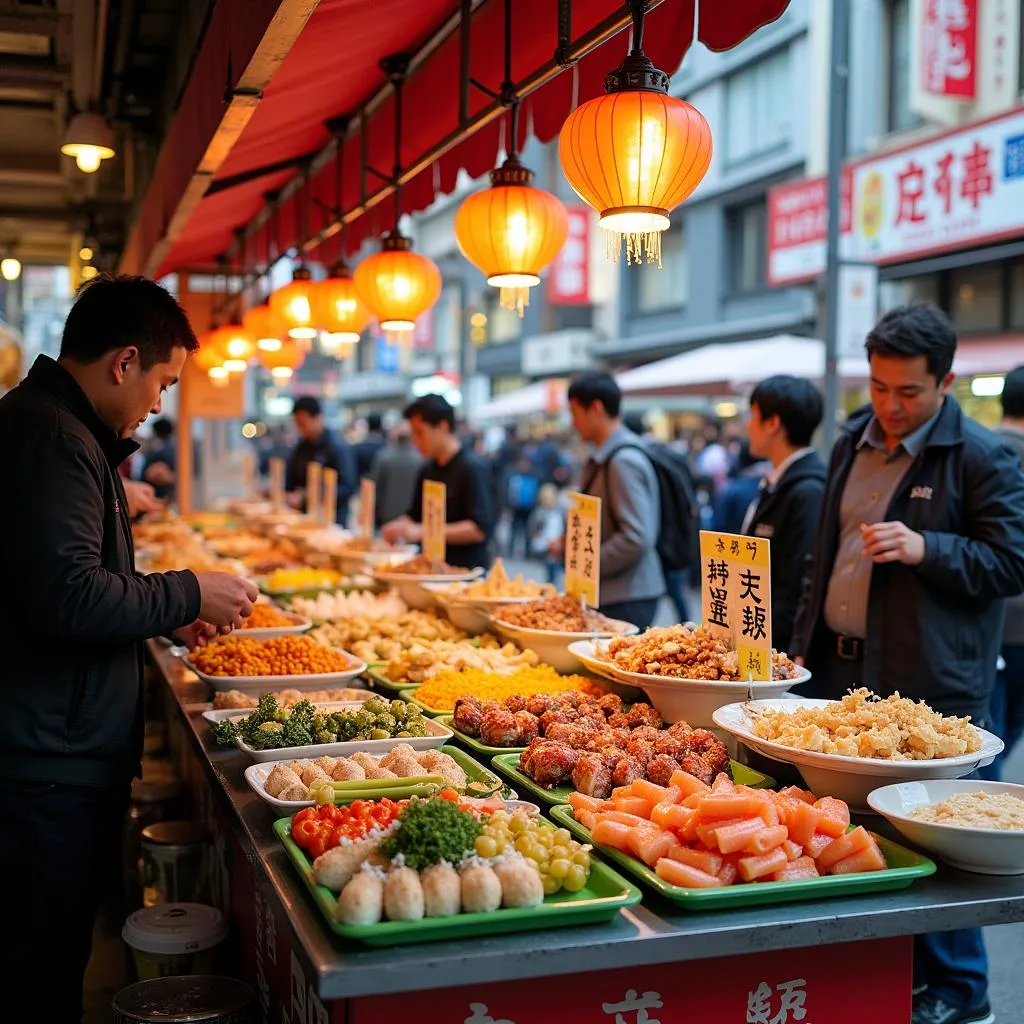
[173,620,219,649]
[123,479,164,517]
[144,462,175,487]
[285,490,304,510]
[793,656,805,668]
[382,517,421,544]
[860,521,925,566]
[195,572,259,628]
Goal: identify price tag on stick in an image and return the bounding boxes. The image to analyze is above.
[360,478,376,539]
[269,458,285,510]
[422,480,446,567]
[699,530,772,681]
[321,467,337,526]
[564,491,601,609]
[305,462,322,522]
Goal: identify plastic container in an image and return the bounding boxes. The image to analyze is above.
[122,904,228,981]
[140,821,209,907]
[123,765,183,906]
[112,974,253,1023]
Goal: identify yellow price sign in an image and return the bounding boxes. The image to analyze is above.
[322,467,338,526]
[360,478,376,539]
[269,457,285,510]
[422,480,447,566]
[305,462,322,521]
[564,491,601,608]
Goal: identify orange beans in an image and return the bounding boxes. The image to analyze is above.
[191,635,352,677]
[242,603,294,629]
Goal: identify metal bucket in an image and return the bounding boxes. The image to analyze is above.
[140,821,210,907]
[112,975,253,1024]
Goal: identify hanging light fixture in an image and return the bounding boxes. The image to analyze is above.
[192,339,226,378]
[1,257,22,282]
[258,337,305,381]
[455,2,569,316]
[558,0,713,266]
[243,304,286,352]
[61,110,116,174]
[269,182,318,340]
[353,56,442,346]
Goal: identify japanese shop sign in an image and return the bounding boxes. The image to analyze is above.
[700,530,772,681]
[921,0,977,99]
[766,176,828,286]
[844,106,1024,264]
[269,457,285,510]
[564,492,601,608]
[360,478,376,539]
[321,467,337,526]
[548,207,591,304]
[305,461,322,522]
[349,936,912,1023]
[422,480,447,566]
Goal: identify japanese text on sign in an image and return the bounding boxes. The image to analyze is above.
[921,0,977,99]
[269,457,285,510]
[321,467,337,526]
[305,462,322,522]
[746,977,810,1024]
[422,480,447,566]
[360,478,376,539]
[699,531,772,681]
[564,491,601,608]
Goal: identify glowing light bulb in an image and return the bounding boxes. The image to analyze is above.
[75,147,103,173]
[257,337,282,352]
[1,258,21,281]
[271,366,294,380]
[79,246,94,262]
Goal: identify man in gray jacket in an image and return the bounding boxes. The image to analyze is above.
[569,372,665,629]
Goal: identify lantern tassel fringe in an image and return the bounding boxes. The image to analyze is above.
[499,286,530,318]
[604,228,663,269]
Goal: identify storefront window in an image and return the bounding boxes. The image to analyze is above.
[878,274,939,314]
[950,264,1003,333]
[886,0,922,134]
[635,222,687,313]
[727,200,767,295]
[482,289,522,344]
[724,49,792,165]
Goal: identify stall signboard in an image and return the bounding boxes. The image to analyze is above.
[241,449,255,499]
[360,478,376,539]
[422,480,446,565]
[322,467,337,526]
[269,457,285,510]
[844,106,1024,264]
[548,207,591,304]
[564,492,601,608]
[699,531,772,681]
[921,0,977,99]
[766,176,829,286]
[306,462,322,522]
[350,936,911,1024]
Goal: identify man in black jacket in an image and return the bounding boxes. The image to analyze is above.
[0,275,258,1021]
[743,375,826,654]
[792,304,1024,1024]
[286,396,357,527]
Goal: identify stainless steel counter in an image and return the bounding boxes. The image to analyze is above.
[148,642,1024,1001]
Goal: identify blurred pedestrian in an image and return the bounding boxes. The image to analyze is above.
[791,305,1024,1024]
[353,412,386,479]
[713,441,769,535]
[743,375,826,655]
[141,417,177,500]
[530,483,565,586]
[980,363,1024,781]
[370,425,423,530]
[505,455,540,558]
[285,397,358,527]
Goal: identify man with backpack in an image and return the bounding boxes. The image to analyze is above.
[505,455,540,558]
[569,372,697,630]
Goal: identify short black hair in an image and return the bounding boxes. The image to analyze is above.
[61,274,197,369]
[865,303,957,382]
[151,418,174,440]
[403,394,455,430]
[367,412,383,432]
[1003,365,1024,419]
[292,396,322,417]
[749,375,824,447]
[567,371,621,418]
[623,412,646,435]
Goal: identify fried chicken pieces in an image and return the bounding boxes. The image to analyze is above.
[452,690,729,798]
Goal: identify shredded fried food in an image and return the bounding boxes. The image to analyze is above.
[601,625,799,681]
[495,594,625,633]
[749,688,982,760]
[908,791,1024,830]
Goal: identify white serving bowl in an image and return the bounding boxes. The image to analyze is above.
[182,648,368,693]
[868,780,1024,875]
[424,586,541,635]
[371,567,484,611]
[336,545,418,577]
[490,617,638,675]
[713,698,1003,812]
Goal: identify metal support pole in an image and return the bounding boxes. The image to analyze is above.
[822,0,850,450]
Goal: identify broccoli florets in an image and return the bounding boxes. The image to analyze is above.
[212,719,238,746]
[250,721,285,750]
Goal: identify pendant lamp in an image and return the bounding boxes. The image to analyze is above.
[192,335,225,377]
[319,334,357,360]
[61,110,116,174]
[269,266,317,340]
[312,262,370,345]
[558,0,713,265]
[243,304,286,353]
[212,323,256,373]
[258,337,305,381]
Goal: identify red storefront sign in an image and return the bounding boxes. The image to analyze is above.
[351,936,911,1024]
[921,0,978,99]
[548,206,591,304]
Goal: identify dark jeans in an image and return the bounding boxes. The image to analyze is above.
[507,509,533,558]
[542,558,562,587]
[979,643,1024,781]
[915,929,989,1009]
[600,597,660,631]
[0,778,130,1023]
[664,570,690,624]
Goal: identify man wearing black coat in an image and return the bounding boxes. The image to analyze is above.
[743,375,826,655]
[0,275,258,1021]
[286,396,358,527]
[792,304,1024,1024]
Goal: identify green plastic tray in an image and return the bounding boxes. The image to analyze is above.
[441,745,503,797]
[400,687,449,715]
[273,816,642,946]
[549,805,936,910]
[490,752,774,807]
[365,668,420,693]
[436,716,519,757]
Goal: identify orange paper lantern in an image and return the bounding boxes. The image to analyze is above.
[559,41,712,266]
[269,267,317,340]
[257,337,305,381]
[243,304,286,352]
[455,156,569,316]
[192,333,224,374]
[312,262,371,344]
[210,323,255,372]
[354,233,442,346]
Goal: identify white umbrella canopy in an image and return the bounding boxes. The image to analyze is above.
[470,380,568,423]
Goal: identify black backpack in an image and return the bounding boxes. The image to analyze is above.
[588,440,701,573]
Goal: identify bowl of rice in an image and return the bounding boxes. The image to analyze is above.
[867,780,1024,875]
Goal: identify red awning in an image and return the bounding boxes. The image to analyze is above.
[132,0,791,278]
